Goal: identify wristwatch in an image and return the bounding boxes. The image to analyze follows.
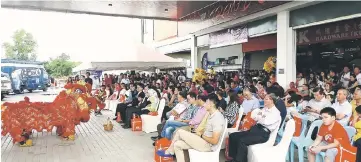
[200,134,203,138]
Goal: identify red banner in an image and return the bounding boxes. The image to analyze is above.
[297,18,361,45]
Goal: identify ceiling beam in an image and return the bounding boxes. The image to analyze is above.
[1,4,177,20]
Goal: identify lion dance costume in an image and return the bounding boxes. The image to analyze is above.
[263,56,276,73]
[192,68,208,84]
[1,82,103,147]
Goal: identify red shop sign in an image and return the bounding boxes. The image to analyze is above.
[297,18,361,45]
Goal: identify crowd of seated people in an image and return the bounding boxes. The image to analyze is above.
[81,65,361,162]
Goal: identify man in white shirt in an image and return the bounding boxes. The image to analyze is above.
[121,75,130,85]
[166,92,189,120]
[242,89,260,114]
[227,93,281,162]
[331,89,352,125]
[340,66,350,88]
[178,73,186,83]
[355,66,361,85]
[303,87,332,121]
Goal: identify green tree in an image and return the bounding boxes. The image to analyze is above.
[2,29,38,61]
[44,53,80,77]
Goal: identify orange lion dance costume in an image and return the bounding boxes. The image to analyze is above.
[1,82,103,147]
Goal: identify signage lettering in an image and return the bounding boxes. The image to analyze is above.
[297,18,361,45]
[209,26,248,48]
[298,30,310,44]
[177,1,287,36]
[181,1,261,22]
[179,1,287,22]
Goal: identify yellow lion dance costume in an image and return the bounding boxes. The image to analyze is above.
[192,68,208,85]
[263,56,276,73]
[1,82,101,147]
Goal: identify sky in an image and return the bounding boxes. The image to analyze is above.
[0,8,141,62]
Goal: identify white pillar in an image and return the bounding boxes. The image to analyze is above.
[190,35,198,71]
[277,11,297,89]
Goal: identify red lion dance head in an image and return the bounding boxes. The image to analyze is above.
[1,82,100,146]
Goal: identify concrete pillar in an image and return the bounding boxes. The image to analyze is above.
[276,11,297,89]
[187,35,198,78]
[190,35,198,71]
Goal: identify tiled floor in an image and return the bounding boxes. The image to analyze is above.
[1,111,158,162]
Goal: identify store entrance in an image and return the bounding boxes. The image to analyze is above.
[296,38,361,74]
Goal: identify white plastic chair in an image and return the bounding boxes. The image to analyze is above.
[221,106,244,149]
[251,119,296,162]
[291,120,323,162]
[108,100,118,112]
[247,120,281,161]
[188,118,228,162]
[141,99,165,133]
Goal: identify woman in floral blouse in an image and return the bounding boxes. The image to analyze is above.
[223,91,241,128]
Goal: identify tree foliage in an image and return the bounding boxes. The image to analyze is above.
[44,53,80,77]
[2,29,38,61]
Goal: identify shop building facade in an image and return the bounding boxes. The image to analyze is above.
[144,1,361,88]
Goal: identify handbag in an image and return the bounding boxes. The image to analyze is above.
[293,116,303,137]
[239,112,256,131]
[154,138,174,162]
[131,114,142,131]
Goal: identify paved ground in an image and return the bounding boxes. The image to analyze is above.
[1,89,228,162]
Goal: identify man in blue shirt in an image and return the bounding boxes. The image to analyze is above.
[231,81,241,94]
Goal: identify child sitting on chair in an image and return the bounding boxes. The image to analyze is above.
[307,107,349,162]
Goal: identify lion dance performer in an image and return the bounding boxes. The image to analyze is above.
[1,82,102,147]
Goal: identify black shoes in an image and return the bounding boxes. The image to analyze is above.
[151,136,161,141]
[95,111,102,116]
[122,125,130,129]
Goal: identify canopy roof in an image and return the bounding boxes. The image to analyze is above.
[1,1,214,20]
[72,43,185,72]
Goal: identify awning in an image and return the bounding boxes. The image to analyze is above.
[72,43,186,72]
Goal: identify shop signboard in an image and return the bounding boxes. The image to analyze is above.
[209,26,248,48]
[297,18,361,45]
[178,1,288,36]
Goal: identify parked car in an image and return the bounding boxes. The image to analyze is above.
[1,72,12,100]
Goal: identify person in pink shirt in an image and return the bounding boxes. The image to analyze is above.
[103,73,112,86]
[189,95,208,130]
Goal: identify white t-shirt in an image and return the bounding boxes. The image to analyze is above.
[307,97,332,119]
[331,101,352,124]
[356,73,361,85]
[121,78,130,85]
[340,72,350,88]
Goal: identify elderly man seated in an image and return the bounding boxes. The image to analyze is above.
[227,94,281,162]
[156,94,225,162]
[331,88,352,125]
[299,87,331,121]
[242,89,260,115]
